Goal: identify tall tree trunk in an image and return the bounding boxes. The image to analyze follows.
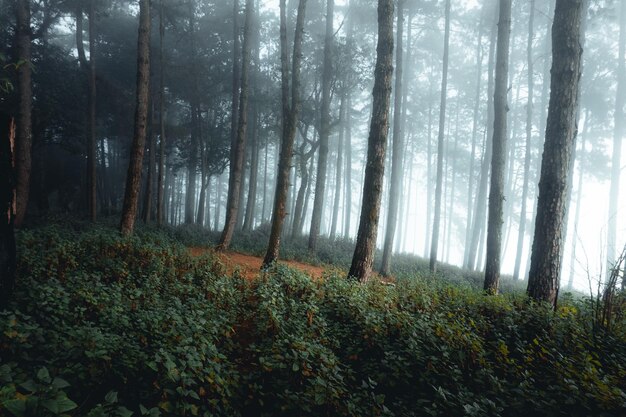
[218,0,254,250]
[467,6,497,270]
[445,106,460,263]
[513,0,535,281]
[262,0,308,266]
[14,0,31,228]
[464,8,485,266]
[429,0,451,272]
[330,95,345,239]
[185,7,200,225]
[143,102,156,223]
[343,94,353,239]
[308,0,335,251]
[527,0,583,307]
[157,0,167,227]
[380,1,404,276]
[0,116,16,307]
[526,0,554,280]
[120,0,151,236]
[607,0,626,273]
[348,0,394,282]
[424,87,433,257]
[483,0,511,294]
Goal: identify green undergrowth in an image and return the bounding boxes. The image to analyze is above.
[1,224,625,416]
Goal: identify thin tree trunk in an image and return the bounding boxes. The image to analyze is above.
[380,1,404,276]
[467,6,497,270]
[0,116,16,306]
[263,0,307,266]
[513,0,535,281]
[343,94,353,239]
[424,87,433,257]
[218,0,254,250]
[429,0,451,272]
[607,0,626,272]
[348,0,394,282]
[464,8,485,266]
[308,0,334,251]
[120,0,151,236]
[445,106,460,263]
[528,0,583,307]
[143,102,156,223]
[330,95,345,239]
[14,0,31,228]
[568,109,589,289]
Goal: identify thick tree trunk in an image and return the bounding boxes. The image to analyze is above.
[218,0,254,250]
[429,0,451,272]
[348,0,394,282]
[607,0,626,273]
[185,7,200,225]
[120,0,151,236]
[263,0,307,266]
[0,116,16,307]
[157,0,167,227]
[513,0,535,281]
[467,7,497,270]
[380,1,404,276]
[14,0,31,228]
[308,0,334,251]
[483,0,512,294]
[527,0,583,307]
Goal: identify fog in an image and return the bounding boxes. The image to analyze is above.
[1,0,624,294]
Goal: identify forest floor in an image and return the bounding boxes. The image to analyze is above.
[188,247,327,280]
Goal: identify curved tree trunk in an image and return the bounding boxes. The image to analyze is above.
[263,0,308,266]
[348,0,394,282]
[483,0,512,294]
[120,0,151,236]
[528,0,584,307]
[429,0,451,273]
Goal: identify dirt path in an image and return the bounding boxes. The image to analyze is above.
[189,247,328,280]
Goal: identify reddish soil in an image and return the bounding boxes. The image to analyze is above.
[188,247,328,280]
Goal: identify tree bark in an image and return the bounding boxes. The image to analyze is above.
[343,94,353,239]
[483,0,512,294]
[262,0,308,266]
[14,0,32,228]
[308,0,335,251]
[0,116,16,307]
[527,0,583,307]
[218,0,254,250]
[429,0,451,272]
[380,1,404,276]
[119,0,151,236]
[348,0,394,282]
[513,0,535,281]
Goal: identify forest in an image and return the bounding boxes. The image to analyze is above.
[0,0,625,415]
